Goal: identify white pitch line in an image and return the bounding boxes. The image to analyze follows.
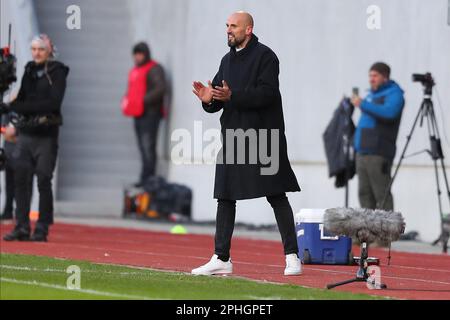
[0,265,148,275]
[384,264,450,274]
[0,277,155,300]
[0,277,285,301]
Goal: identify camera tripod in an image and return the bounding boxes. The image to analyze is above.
[327,241,387,290]
[383,80,450,254]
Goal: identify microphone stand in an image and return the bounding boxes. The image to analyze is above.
[327,240,387,290]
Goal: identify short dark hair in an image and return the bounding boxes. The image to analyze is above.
[370,62,391,79]
[133,42,151,60]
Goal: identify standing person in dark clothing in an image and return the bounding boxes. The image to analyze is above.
[123,42,166,186]
[351,62,405,211]
[191,12,302,276]
[1,34,69,242]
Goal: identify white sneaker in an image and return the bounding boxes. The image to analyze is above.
[191,254,233,276]
[284,253,302,276]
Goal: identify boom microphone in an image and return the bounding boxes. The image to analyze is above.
[324,207,405,244]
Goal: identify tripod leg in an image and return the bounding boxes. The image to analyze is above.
[444,236,448,253]
[433,160,444,223]
[439,158,450,205]
[431,159,449,252]
[428,106,450,253]
[381,102,424,208]
[432,236,442,246]
[427,104,450,205]
[387,243,392,266]
[327,278,360,290]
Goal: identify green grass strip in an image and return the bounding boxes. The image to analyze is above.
[0,253,384,300]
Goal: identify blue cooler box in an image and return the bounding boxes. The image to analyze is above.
[295,209,352,265]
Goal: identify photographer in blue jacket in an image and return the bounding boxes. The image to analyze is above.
[351,62,405,211]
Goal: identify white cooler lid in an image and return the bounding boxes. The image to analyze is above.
[295,209,326,224]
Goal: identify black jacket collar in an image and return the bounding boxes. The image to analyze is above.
[231,34,259,57]
[25,60,69,76]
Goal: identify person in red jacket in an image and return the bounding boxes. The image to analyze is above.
[123,42,166,186]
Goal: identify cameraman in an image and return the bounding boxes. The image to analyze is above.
[351,62,405,211]
[1,34,69,242]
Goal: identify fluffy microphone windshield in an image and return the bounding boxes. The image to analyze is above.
[324,208,405,243]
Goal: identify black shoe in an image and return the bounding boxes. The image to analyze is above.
[3,227,30,241]
[30,230,48,242]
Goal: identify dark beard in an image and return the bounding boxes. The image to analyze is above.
[228,35,245,48]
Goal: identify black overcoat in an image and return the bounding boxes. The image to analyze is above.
[323,97,356,188]
[202,35,300,200]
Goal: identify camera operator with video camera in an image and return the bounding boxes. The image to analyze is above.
[1,34,69,242]
[351,62,405,211]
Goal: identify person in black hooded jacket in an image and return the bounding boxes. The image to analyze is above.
[2,34,69,242]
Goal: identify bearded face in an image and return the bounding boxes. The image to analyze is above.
[226,13,252,49]
[227,31,246,48]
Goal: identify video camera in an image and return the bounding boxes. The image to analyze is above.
[412,72,435,93]
[0,25,17,95]
[0,24,17,171]
[0,47,16,95]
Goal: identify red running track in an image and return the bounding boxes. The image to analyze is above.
[1,222,449,300]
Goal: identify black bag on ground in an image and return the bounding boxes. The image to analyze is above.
[151,183,192,218]
[124,176,192,219]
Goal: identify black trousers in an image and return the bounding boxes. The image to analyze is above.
[12,134,58,233]
[356,154,394,210]
[215,193,299,259]
[3,165,15,214]
[134,110,161,184]
[3,142,16,215]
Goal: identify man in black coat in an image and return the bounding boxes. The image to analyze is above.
[192,12,302,276]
